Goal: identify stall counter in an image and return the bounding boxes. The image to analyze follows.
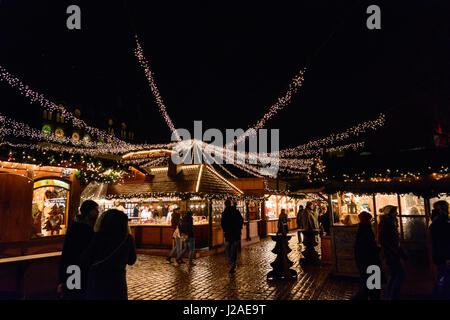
[266,217,297,234]
[130,223,210,249]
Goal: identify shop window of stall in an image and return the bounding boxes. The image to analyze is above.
[31,179,70,238]
[334,193,375,226]
[187,200,208,224]
[248,201,261,220]
[124,202,134,217]
[265,195,278,219]
[375,193,430,268]
[278,196,296,218]
[211,199,225,224]
[399,193,427,241]
[400,193,429,268]
[235,200,246,220]
[375,194,401,235]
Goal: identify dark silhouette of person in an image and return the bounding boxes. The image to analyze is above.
[57,200,99,300]
[132,204,140,218]
[318,206,331,235]
[81,209,137,300]
[352,211,381,300]
[296,205,304,243]
[166,208,183,265]
[221,199,244,274]
[429,200,450,299]
[378,205,407,300]
[179,211,196,264]
[278,209,288,235]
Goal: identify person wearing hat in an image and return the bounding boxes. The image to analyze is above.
[352,211,381,300]
[378,205,407,300]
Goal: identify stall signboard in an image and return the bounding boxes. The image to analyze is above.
[34,179,70,190]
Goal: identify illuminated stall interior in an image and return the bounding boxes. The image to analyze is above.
[0,160,80,254]
[32,178,71,237]
[87,160,244,249]
[331,191,430,232]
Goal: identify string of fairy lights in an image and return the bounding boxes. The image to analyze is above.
[134,35,180,141]
[280,113,385,157]
[0,33,406,186]
[0,65,127,146]
[0,111,177,156]
[226,68,306,147]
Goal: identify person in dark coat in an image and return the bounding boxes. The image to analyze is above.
[81,209,137,300]
[318,206,331,235]
[278,209,288,235]
[221,199,244,274]
[132,204,140,218]
[352,211,382,300]
[296,205,304,243]
[429,200,450,299]
[179,211,196,265]
[302,202,319,244]
[57,200,99,300]
[378,205,407,300]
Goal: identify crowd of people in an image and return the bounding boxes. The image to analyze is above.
[58,196,450,300]
[296,202,331,244]
[352,200,450,300]
[57,198,245,299]
[57,200,136,300]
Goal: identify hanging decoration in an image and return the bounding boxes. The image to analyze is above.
[280,113,385,157]
[226,68,306,147]
[134,35,180,141]
[0,65,127,145]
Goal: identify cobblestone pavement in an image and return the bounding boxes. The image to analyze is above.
[316,276,361,300]
[126,236,359,300]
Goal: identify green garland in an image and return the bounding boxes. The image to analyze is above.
[75,168,124,185]
[1,145,129,185]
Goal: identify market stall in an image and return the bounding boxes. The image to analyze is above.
[230,178,326,240]
[94,163,245,250]
[325,177,450,295]
[0,160,83,298]
[0,160,81,255]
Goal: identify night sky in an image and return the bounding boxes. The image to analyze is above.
[0,0,449,149]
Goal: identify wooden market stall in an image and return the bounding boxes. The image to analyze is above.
[325,176,450,296]
[230,178,324,238]
[0,160,82,298]
[102,162,245,251]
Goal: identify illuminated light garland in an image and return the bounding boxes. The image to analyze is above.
[230,162,264,178]
[0,112,106,149]
[0,65,127,145]
[134,36,180,141]
[0,112,177,157]
[138,156,168,168]
[280,113,385,157]
[278,141,366,159]
[212,160,238,179]
[1,145,131,185]
[190,139,314,177]
[105,191,258,201]
[226,68,306,148]
[195,140,267,177]
[325,141,365,153]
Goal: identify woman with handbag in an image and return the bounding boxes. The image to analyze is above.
[81,209,137,300]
